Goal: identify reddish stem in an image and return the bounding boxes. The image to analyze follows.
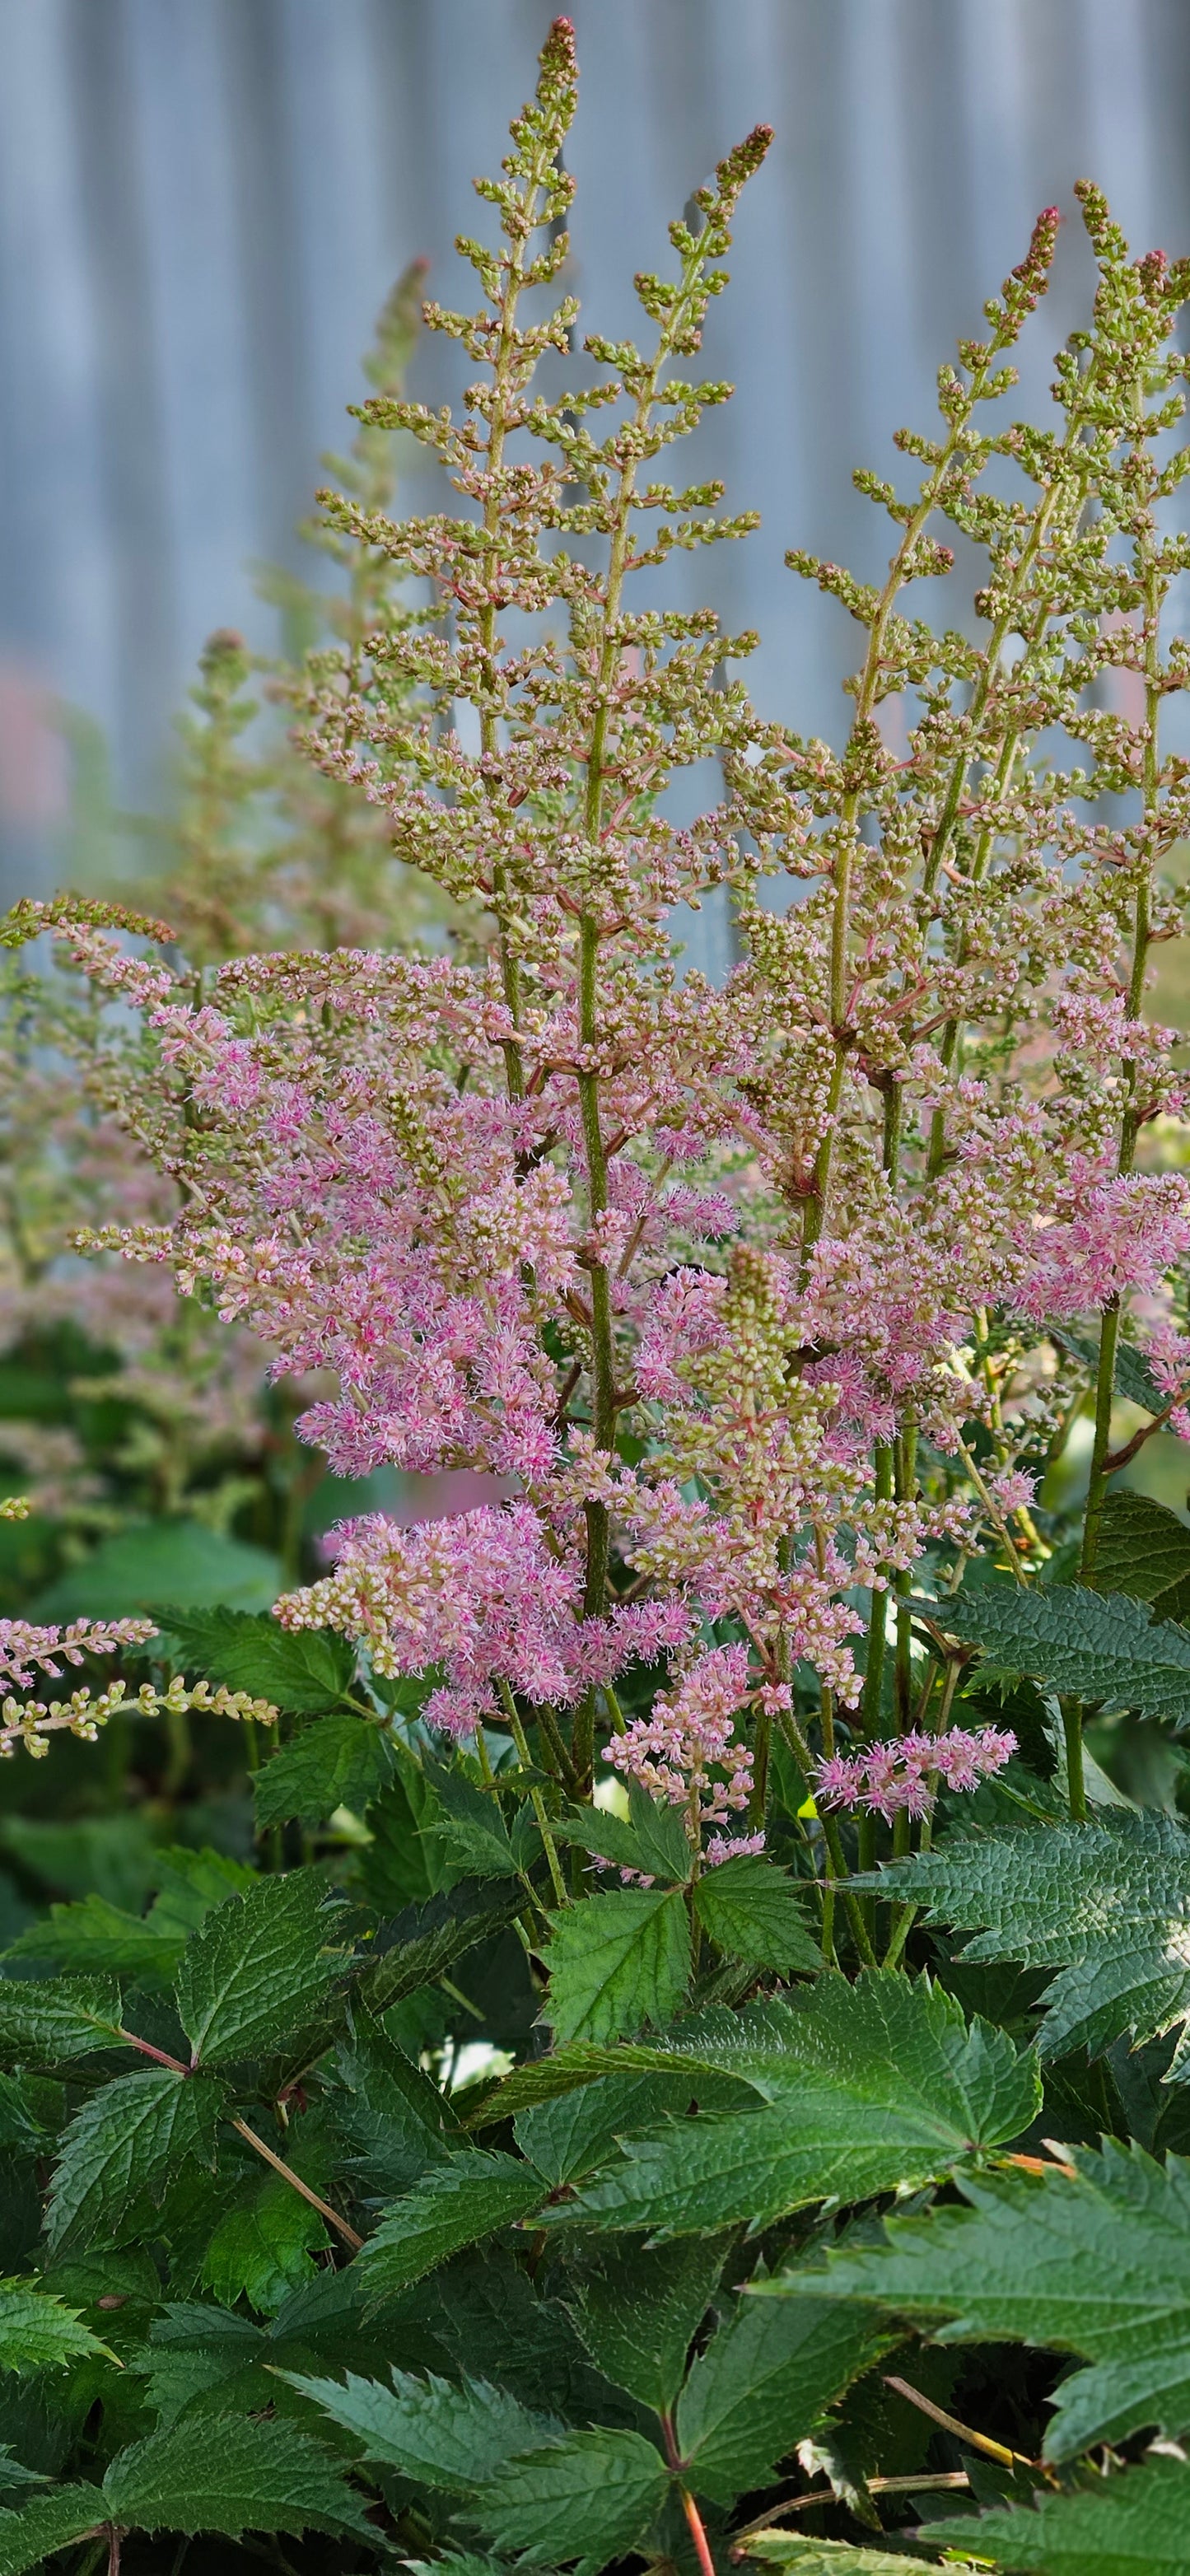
[660,2413,716,2576]
[116,2024,363,2252]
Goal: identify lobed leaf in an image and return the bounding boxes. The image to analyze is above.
[155,1606,357,1712]
[253,1712,396,1829]
[0,2280,110,2373]
[918,1580,1190,1725]
[692,1856,824,1976]
[568,2238,726,2409]
[100,2412,373,2538]
[284,2363,558,2490]
[675,2291,886,2504]
[479,2427,669,2576]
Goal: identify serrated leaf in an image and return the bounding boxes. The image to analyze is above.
[48,2068,222,2252]
[1092,1491,1190,1621]
[1050,1323,1167,1415]
[692,1857,823,1975]
[283,2364,558,2489]
[335,1999,457,2196]
[553,1808,651,1875]
[513,2067,744,2186]
[676,2291,885,2505]
[175,1870,343,2067]
[201,2169,329,2313]
[569,2238,725,2408]
[764,2141,1190,2462]
[354,1752,441,1911]
[920,1580,1190,1724]
[544,1887,692,2044]
[479,2427,668,2576]
[930,2452,1190,2570]
[2,1895,180,1981]
[254,1714,396,1829]
[362,1878,525,2011]
[864,1809,1190,2067]
[626,1785,696,1883]
[548,1973,1038,2236]
[357,2150,546,2294]
[100,2412,372,2537]
[0,2488,104,2574]
[0,1975,124,2064]
[424,1766,524,1881]
[156,1607,357,1711]
[0,2281,109,2373]
[740,2541,954,2573]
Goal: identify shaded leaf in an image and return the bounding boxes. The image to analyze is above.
[334,1999,458,2196]
[201,2169,329,2313]
[919,1581,1190,1726]
[254,1714,395,1830]
[763,2141,1190,2461]
[37,1520,280,1618]
[513,2068,744,2186]
[362,1879,525,2012]
[568,2238,725,2409]
[0,1976,124,2065]
[740,2541,952,2573]
[1093,1491,1190,1623]
[544,1888,692,2045]
[0,2488,104,2574]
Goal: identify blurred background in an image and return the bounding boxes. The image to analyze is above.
[3,0,1190,961]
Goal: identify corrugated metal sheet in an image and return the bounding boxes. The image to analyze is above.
[0,0,1188,952]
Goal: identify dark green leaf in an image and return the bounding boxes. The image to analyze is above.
[48,2069,222,2252]
[156,1607,357,1711]
[676,2292,885,2504]
[692,1857,823,1976]
[0,2282,110,2373]
[1092,1491,1190,1620]
[254,1713,396,1829]
[0,1975,124,2065]
[175,1870,344,2066]
[918,1581,1190,1725]
[739,2541,942,2572]
[550,1973,1038,2235]
[544,1888,692,2044]
[201,2169,329,2313]
[100,2412,373,2537]
[36,1520,281,1617]
[627,1784,698,1883]
[362,1880,525,2012]
[863,1810,1190,2069]
[358,2151,546,2294]
[354,1753,441,1912]
[2,1896,179,1981]
[479,2427,669,2575]
[1050,1324,1167,1416]
[424,1766,523,1881]
[569,2238,725,2409]
[334,1999,458,2196]
[283,2364,558,2489]
[765,2141,1190,2461]
[931,2453,1190,2570]
[0,2488,103,2574]
[513,2069,744,2186]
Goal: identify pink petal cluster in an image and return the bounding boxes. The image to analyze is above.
[814,1724,1018,1821]
[0,1617,156,1692]
[604,1643,757,1838]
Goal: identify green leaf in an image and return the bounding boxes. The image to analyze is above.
[569,2238,725,2409]
[1092,1491,1190,1622]
[0,2488,104,2574]
[0,1812,160,1910]
[334,2000,458,2196]
[513,2068,744,2186]
[175,1870,344,2066]
[764,2141,1190,2461]
[627,1784,697,1883]
[100,2412,373,2538]
[740,2541,951,2573]
[35,1519,281,1617]
[2,1896,178,1981]
[358,2151,546,2294]
[283,2364,558,2490]
[1051,1323,1167,1416]
[155,1607,357,1711]
[254,1713,395,1829]
[692,1857,824,1975]
[544,1887,692,2045]
[479,2427,669,2576]
[919,1580,1190,1725]
[930,2453,1190,2570]
[0,2281,109,2373]
[553,1808,655,1877]
[0,1974,124,2065]
[676,2291,885,2506]
[549,1973,1038,2236]
[424,1765,524,1881]
[361,1879,525,2012]
[201,2169,329,2313]
[147,1846,259,1937]
[48,2068,222,2252]
[354,1749,441,1911]
[863,1809,1190,2068]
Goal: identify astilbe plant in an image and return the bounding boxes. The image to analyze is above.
[8,21,1190,2574]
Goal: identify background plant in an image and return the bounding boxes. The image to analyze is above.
[2,18,1190,2574]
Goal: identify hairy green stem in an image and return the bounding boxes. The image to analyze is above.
[498,1679,569,1906]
